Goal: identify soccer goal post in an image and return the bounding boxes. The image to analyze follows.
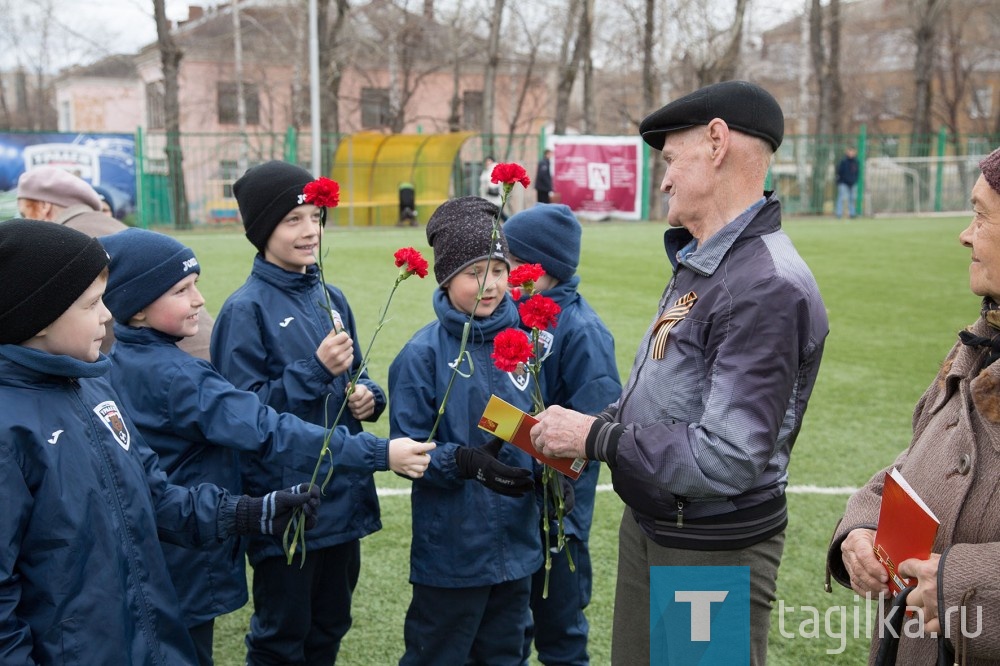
[864,154,985,216]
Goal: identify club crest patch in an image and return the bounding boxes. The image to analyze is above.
[507,369,531,392]
[537,330,554,363]
[94,400,130,451]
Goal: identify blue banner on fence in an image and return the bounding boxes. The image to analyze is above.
[650,565,750,665]
[0,132,136,220]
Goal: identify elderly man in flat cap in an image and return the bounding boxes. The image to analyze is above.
[529,80,829,665]
[827,147,1000,665]
[16,166,128,237]
[16,166,215,361]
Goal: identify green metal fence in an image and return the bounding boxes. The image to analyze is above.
[135,128,546,228]
[4,127,995,227]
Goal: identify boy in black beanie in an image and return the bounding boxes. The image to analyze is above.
[100,228,432,665]
[0,219,321,664]
[503,204,622,666]
[389,196,541,665]
[214,160,393,664]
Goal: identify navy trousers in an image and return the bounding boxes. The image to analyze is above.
[245,540,361,666]
[400,577,532,665]
[522,536,592,665]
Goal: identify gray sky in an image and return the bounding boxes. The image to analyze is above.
[1,0,802,73]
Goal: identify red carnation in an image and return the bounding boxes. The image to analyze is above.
[303,177,341,208]
[491,163,531,189]
[394,247,429,279]
[492,328,534,373]
[519,294,561,331]
[509,287,523,302]
[508,263,545,289]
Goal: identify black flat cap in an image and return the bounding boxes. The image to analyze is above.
[639,80,784,151]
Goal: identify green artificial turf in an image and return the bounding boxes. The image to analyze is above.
[171,211,974,664]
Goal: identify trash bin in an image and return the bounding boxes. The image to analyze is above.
[398,182,417,226]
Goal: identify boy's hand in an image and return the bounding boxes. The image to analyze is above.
[347,383,375,420]
[234,483,321,536]
[316,329,354,376]
[389,438,435,478]
[454,439,534,496]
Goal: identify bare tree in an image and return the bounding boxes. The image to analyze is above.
[153,0,191,230]
[580,0,595,132]
[808,0,843,210]
[500,9,543,156]
[683,0,749,86]
[481,0,507,155]
[553,0,584,135]
[318,0,352,141]
[910,0,949,148]
[641,0,656,113]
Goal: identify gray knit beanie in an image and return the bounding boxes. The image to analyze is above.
[503,204,581,282]
[980,147,1000,196]
[425,196,509,285]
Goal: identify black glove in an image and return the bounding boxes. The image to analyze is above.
[235,483,321,536]
[454,438,534,497]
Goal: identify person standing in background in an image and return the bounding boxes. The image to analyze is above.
[835,147,860,219]
[535,149,554,204]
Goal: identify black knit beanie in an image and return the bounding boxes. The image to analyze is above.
[503,204,581,282]
[100,228,200,323]
[425,196,509,285]
[0,218,109,344]
[233,160,315,252]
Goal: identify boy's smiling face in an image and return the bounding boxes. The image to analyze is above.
[133,273,204,338]
[23,272,111,362]
[264,203,323,273]
[444,258,509,317]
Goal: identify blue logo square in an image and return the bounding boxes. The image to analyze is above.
[650,565,750,665]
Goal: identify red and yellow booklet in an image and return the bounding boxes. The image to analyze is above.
[873,467,941,597]
[477,394,587,480]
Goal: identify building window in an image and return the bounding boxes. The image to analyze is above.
[146,81,165,129]
[361,87,391,128]
[58,100,71,131]
[881,87,902,119]
[217,82,260,125]
[462,90,483,130]
[970,86,993,120]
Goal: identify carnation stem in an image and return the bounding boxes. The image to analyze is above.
[285,246,409,565]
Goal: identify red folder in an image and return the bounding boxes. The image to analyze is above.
[477,394,586,480]
[873,467,941,597]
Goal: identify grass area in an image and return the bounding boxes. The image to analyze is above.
[173,211,976,664]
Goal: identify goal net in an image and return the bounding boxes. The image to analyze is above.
[864,154,985,216]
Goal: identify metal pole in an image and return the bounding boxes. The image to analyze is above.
[309,0,322,177]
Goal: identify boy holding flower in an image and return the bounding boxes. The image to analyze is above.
[100,227,432,664]
[504,204,622,666]
[388,196,541,665]
[213,160,401,665]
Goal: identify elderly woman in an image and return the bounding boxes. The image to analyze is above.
[827,147,1000,665]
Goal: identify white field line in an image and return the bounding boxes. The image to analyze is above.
[375,483,858,498]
